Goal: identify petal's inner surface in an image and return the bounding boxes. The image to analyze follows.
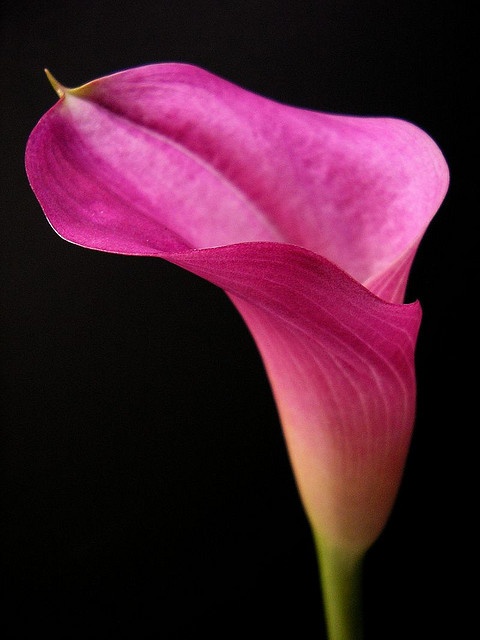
[85,65,449,281]
[26,63,449,299]
[57,93,285,249]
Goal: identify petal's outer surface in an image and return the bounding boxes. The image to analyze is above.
[25,63,449,303]
[169,243,422,551]
[25,64,449,552]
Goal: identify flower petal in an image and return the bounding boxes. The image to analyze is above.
[169,242,421,551]
[25,63,449,553]
[25,63,449,302]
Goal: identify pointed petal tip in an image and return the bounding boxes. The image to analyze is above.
[44,68,66,98]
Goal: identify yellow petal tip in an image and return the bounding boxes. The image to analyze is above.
[44,69,67,99]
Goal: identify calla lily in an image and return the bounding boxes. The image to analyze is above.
[25,63,449,639]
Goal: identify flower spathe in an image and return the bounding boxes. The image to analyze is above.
[25,63,449,557]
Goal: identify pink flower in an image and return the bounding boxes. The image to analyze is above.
[25,63,448,571]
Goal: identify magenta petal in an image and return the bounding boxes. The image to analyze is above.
[169,243,421,551]
[25,63,449,303]
[25,64,449,552]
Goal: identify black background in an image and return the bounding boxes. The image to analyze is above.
[1,2,470,638]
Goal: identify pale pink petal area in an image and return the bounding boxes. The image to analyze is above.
[25,63,449,303]
[25,63,449,553]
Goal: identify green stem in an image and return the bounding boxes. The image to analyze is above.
[314,535,365,640]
